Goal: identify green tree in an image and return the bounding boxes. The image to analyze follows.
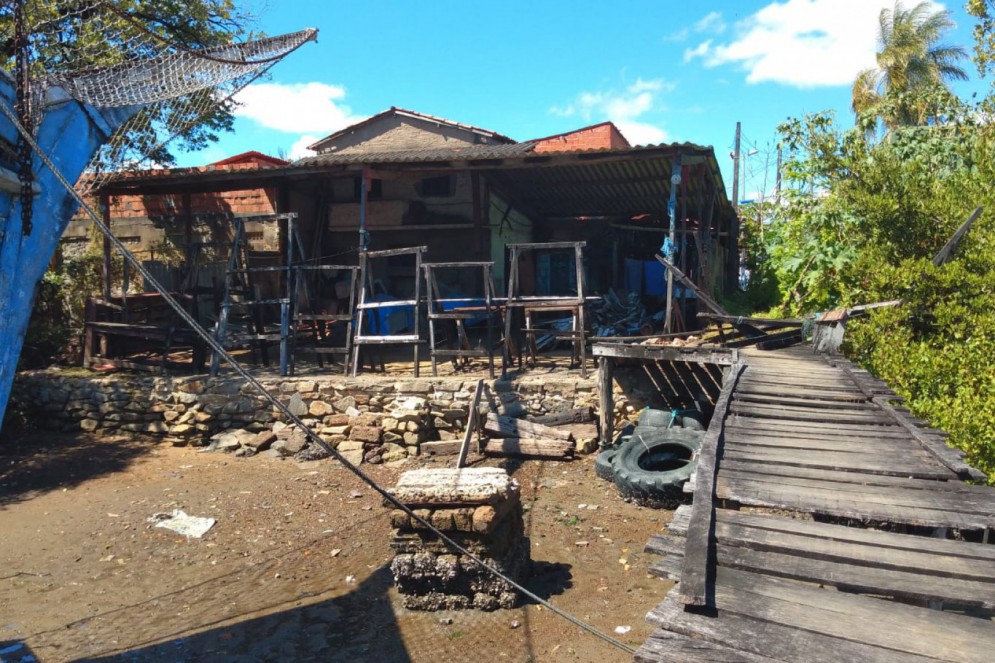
[852,1,967,136]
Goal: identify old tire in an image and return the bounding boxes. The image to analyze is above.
[595,446,619,481]
[637,408,678,429]
[612,429,702,508]
[679,410,705,431]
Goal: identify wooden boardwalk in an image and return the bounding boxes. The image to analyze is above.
[636,346,995,662]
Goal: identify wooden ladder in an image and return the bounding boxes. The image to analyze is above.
[350,246,427,376]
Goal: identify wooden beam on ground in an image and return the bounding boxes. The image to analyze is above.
[530,407,593,426]
[483,437,574,459]
[483,413,573,441]
[679,361,744,607]
[457,378,484,468]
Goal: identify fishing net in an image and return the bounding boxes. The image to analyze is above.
[0,0,316,192]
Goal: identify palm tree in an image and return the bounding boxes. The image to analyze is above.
[852,1,968,132]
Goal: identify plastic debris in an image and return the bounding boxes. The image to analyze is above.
[148,510,216,538]
[614,625,631,635]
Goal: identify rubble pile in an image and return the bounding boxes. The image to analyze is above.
[388,467,529,611]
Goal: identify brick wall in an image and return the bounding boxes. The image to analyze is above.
[533,122,631,153]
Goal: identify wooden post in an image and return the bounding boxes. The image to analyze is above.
[100,195,112,301]
[665,152,682,334]
[457,379,485,468]
[598,356,614,447]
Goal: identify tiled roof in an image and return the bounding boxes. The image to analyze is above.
[295,141,537,166]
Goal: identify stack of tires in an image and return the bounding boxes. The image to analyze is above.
[595,408,705,509]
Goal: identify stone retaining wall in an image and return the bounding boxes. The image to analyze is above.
[9,370,634,461]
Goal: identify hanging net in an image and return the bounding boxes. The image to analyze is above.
[0,0,316,192]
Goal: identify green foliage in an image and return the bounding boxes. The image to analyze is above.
[852,1,968,136]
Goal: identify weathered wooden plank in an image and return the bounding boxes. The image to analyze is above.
[456,378,484,468]
[733,393,874,410]
[530,406,593,426]
[719,468,995,515]
[724,431,915,453]
[679,361,744,607]
[718,459,975,492]
[715,477,985,529]
[592,342,738,365]
[419,440,461,456]
[645,533,686,557]
[721,449,949,479]
[635,628,778,663]
[483,413,573,441]
[713,568,995,661]
[725,424,910,444]
[668,504,693,536]
[647,587,939,663]
[650,531,995,609]
[728,416,911,437]
[715,507,995,562]
[730,402,892,425]
[482,437,574,459]
[598,355,613,446]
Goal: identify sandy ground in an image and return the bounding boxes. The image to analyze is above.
[0,429,675,662]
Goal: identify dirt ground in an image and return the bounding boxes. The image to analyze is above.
[0,428,676,662]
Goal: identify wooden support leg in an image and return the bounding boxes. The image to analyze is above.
[598,356,614,447]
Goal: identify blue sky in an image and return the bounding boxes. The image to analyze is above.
[183,0,988,199]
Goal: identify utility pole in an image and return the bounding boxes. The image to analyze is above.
[731,122,741,211]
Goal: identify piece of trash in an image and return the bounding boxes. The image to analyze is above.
[438,617,454,625]
[577,503,588,510]
[575,540,590,547]
[330,548,342,557]
[345,575,357,584]
[107,513,120,518]
[614,625,631,635]
[510,620,521,629]
[100,554,115,562]
[148,510,216,538]
[350,491,362,499]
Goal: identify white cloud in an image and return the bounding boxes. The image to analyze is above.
[684,0,945,88]
[616,121,668,146]
[550,78,672,145]
[695,11,726,35]
[233,82,364,134]
[683,40,712,64]
[288,134,321,160]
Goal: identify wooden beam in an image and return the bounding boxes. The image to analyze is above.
[457,378,484,468]
[679,361,744,607]
[656,254,728,316]
[592,342,738,365]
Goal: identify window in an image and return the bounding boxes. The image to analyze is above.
[419,174,454,198]
[353,176,382,201]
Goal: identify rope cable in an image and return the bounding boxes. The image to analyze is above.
[0,97,636,656]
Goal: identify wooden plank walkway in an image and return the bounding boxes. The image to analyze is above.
[636,346,995,663]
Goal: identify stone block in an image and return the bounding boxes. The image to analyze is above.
[337,440,365,452]
[287,393,308,417]
[245,430,276,450]
[349,425,381,444]
[333,396,356,412]
[309,400,333,416]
